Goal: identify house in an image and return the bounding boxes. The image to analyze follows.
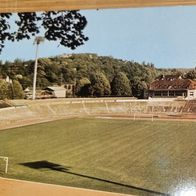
[44,86,66,98]
[24,85,69,99]
[148,75,196,99]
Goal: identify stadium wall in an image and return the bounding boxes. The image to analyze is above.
[0,98,195,130]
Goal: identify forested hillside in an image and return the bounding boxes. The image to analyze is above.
[0,53,195,99]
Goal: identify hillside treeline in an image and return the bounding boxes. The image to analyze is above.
[0,53,195,99]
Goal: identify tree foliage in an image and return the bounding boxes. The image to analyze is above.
[89,71,111,97]
[0,79,10,99]
[185,69,196,80]
[111,72,131,96]
[0,11,88,53]
[0,53,185,99]
[12,80,25,99]
[75,77,91,97]
[132,79,148,99]
[0,79,24,99]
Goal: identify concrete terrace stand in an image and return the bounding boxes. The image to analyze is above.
[0,98,195,130]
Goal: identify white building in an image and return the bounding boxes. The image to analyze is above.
[45,86,66,98]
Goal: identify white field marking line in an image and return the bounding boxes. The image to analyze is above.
[104,101,110,113]
[46,104,56,115]
[96,117,113,119]
[95,115,196,122]
[82,101,90,115]
[0,177,133,196]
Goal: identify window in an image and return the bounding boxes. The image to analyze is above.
[175,91,184,96]
[162,91,168,96]
[154,91,161,96]
[169,91,175,96]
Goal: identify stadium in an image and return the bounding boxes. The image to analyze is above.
[1,1,196,196]
[0,98,196,196]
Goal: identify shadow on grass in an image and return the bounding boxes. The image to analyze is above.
[21,160,71,172]
[20,160,170,196]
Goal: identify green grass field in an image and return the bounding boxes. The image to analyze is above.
[0,118,196,196]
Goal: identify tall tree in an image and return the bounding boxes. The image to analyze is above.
[111,72,131,96]
[75,77,91,97]
[89,71,111,97]
[0,79,10,99]
[12,80,25,99]
[0,11,88,53]
[132,78,148,98]
[185,69,196,80]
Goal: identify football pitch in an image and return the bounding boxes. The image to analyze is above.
[0,118,196,196]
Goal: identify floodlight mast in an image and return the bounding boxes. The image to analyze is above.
[32,36,44,100]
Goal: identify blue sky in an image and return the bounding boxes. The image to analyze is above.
[1,6,196,68]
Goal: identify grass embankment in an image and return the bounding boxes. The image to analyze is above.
[0,101,11,109]
[0,118,196,195]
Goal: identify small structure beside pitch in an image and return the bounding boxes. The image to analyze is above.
[44,86,67,98]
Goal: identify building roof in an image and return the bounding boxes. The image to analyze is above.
[45,86,66,91]
[149,77,196,90]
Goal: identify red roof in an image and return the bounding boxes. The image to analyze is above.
[150,78,196,90]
